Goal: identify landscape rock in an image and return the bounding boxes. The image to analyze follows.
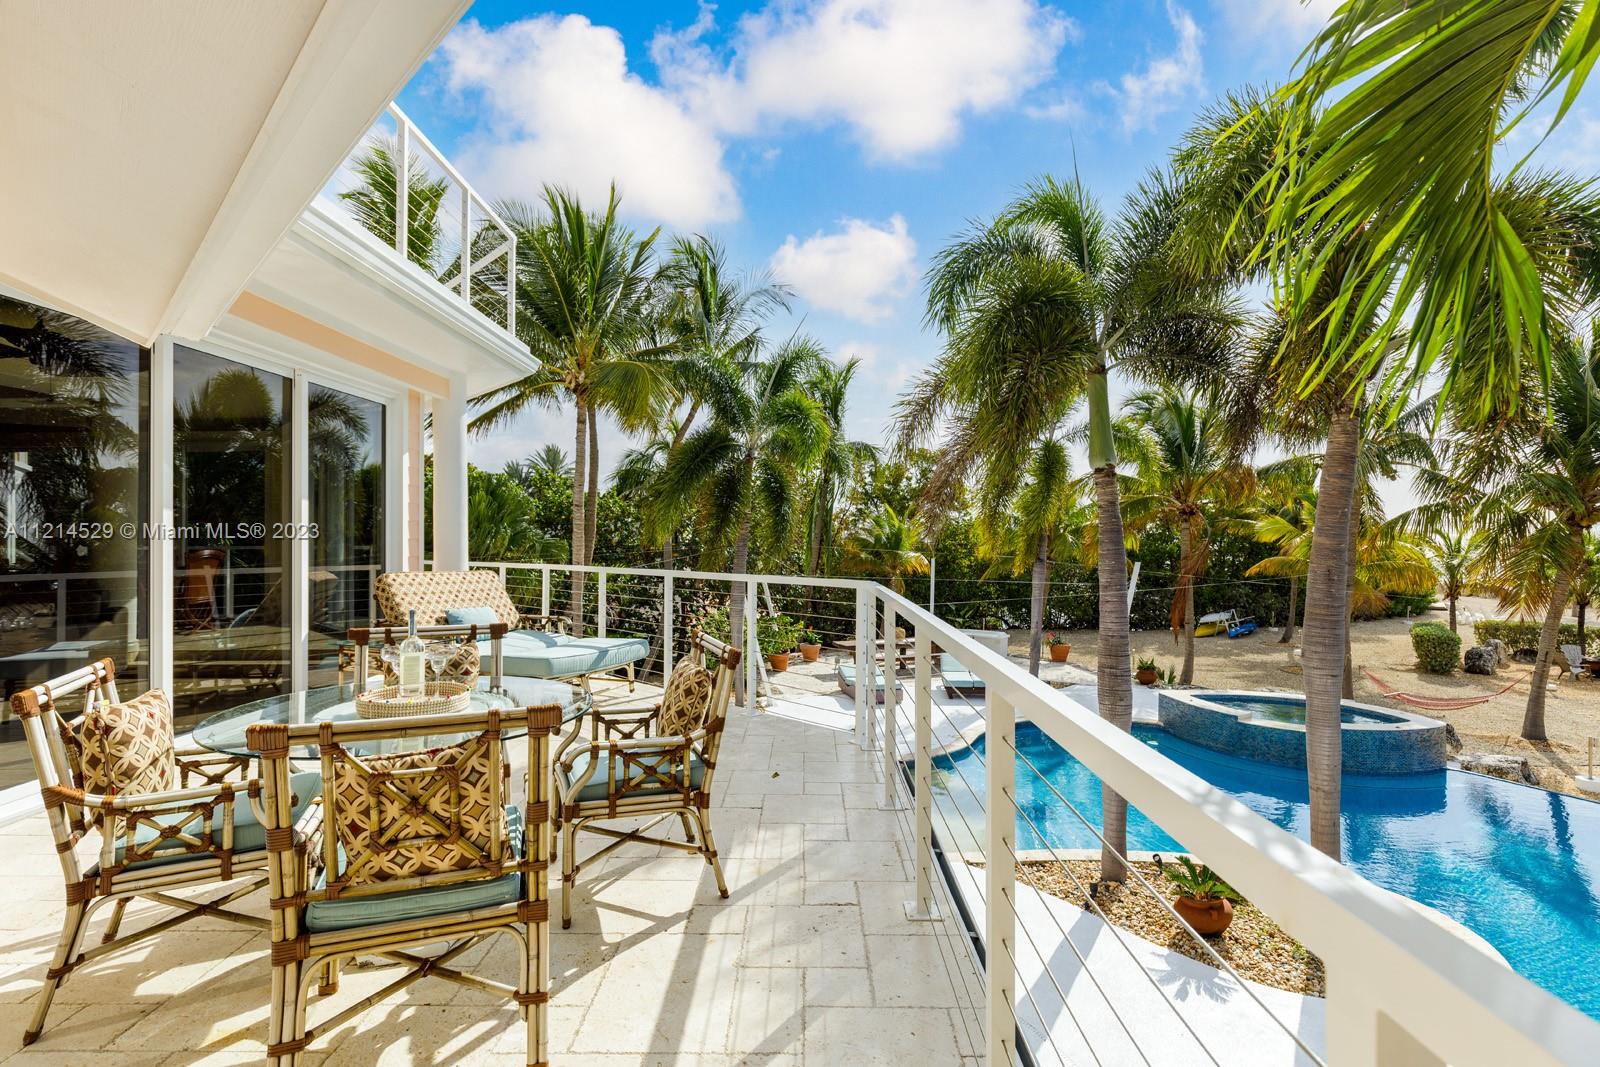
[1463,646,1498,676]
[1458,752,1538,786]
[1487,638,1509,668]
[1443,722,1462,755]
[1511,648,1539,665]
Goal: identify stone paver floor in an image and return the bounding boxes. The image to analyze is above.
[0,696,982,1065]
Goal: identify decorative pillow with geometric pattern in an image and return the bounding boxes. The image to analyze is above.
[79,689,178,806]
[656,659,715,736]
[326,735,510,889]
[379,641,480,688]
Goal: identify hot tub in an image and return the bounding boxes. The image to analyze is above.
[1156,689,1448,774]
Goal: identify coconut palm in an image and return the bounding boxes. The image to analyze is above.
[469,187,671,629]
[1571,534,1600,654]
[642,338,830,699]
[805,358,877,589]
[840,504,931,595]
[1119,390,1251,684]
[1250,512,1436,628]
[1241,463,1318,645]
[1424,524,1484,634]
[900,170,1237,881]
[531,445,572,479]
[339,136,450,274]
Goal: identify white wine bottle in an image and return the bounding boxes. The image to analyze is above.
[398,609,426,696]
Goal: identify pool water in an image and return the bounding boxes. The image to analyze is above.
[933,723,1600,1019]
[1202,694,1400,725]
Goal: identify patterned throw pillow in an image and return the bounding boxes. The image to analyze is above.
[379,641,480,688]
[327,735,510,889]
[79,689,178,807]
[657,659,715,736]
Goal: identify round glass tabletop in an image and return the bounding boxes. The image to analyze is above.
[192,677,590,758]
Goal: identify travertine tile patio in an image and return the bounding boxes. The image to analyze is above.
[0,698,982,1065]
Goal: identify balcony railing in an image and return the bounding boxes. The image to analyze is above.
[451,559,1599,1066]
[324,103,517,336]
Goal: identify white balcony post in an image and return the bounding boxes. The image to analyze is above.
[906,626,938,920]
[459,185,471,301]
[881,598,903,809]
[540,565,551,620]
[597,570,608,637]
[854,586,871,749]
[662,573,674,679]
[430,379,469,571]
[394,115,410,260]
[744,579,759,708]
[986,690,1016,1066]
[505,233,517,331]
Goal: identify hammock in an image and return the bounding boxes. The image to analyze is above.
[1362,668,1524,712]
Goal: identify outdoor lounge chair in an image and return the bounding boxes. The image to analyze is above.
[246,700,563,1066]
[374,569,649,691]
[555,631,738,929]
[1560,644,1586,681]
[938,653,986,698]
[837,661,899,704]
[10,658,303,1046]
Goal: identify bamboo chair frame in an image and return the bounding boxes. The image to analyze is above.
[10,658,265,1046]
[554,631,739,929]
[247,702,561,1066]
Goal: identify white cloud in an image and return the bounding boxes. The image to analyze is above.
[652,0,1074,160]
[1025,92,1087,124]
[436,15,739,229]
[1216,0,1337,47]
[1113,1,1204,134]
[769,216,918,324]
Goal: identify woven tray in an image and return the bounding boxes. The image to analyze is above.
[356,681,471,719]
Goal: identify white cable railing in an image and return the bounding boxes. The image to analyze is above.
[457,559,1599,1066]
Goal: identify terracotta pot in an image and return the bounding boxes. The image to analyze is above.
[1049,644,1070,663]
[767,652,790,673]
[798,642,822,662]
[1135,668,1158,685]
[1173,895,1234,936]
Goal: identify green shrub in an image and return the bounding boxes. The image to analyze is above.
[1473,618,1597,657]
[1411,622,1462,673]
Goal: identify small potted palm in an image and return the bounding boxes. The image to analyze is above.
[1134,655,1158,685]
[1160,856,1241,936]
[798,628,823,662]
[758,614,802,673]
[1047,631,1071,663]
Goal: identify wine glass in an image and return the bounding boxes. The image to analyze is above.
[379,643,399,689]
[426,641,453,689]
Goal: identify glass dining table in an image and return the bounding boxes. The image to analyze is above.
[192,676,591,759]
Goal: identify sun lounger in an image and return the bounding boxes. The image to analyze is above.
[837,662,899,704]
[938,653,986,697]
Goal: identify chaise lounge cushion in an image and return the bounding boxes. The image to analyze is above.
[484,632,650,681]
[560,748,705,804]
[938,653,986,693]
[305,808,524,932]
[116,771,323,869]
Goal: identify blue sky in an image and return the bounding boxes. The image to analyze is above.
[398,0,1598,509]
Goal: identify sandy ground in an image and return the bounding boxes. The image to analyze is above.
[1029,598,1600,797]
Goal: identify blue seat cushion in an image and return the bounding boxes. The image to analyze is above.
[837,663,892,690]
[938,654,985,689]
[561,748,705,804]
[118,771,322,869]
[445,605,502,626]
[305,807,525,932]
[485,632,649,680]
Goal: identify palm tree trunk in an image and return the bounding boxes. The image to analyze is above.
[1448,595,1457,633]
[585,406,600,565]
[569,396,588,632]
[1343,517,1357,700]
[1524,534,1581,741]
[1180,518,1196,685]
[805,480,828,626]
[1088,366,1133,883]
[1579,600,1587,656]
[1280,575,1299,644]
[671,399,701,450]
[729,515,754,706]
[1028,534,1049,677]
[1303,406,1360,860]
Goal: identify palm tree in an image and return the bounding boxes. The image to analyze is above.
[1446,328,1600,740]
[531,445,572,479]
[1242,463,1318,645]
[974,439,1089,676]
[469,187,671,629]
[1251,512,1437,629]
[1119,390,1250,684]
[339,136,450,274]
[1424,525,1484,634]
[840,504,931,595]
[1571,534,1600,654]
[900,171,1237,881]
[643,338,830,699]
[805,358,877,593]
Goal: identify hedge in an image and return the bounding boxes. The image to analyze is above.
[1472,619,1599,658]
[1411,622,1462,674]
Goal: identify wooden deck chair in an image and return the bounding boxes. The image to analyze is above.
[247,702,562,1066]
[10,659,271,1046]
[554,630,739,929]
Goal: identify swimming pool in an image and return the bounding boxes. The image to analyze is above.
[1203,693,1401,725]
[932,722,1600,1020]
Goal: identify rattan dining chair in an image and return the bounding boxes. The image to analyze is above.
[247,702,561,1066]
[10,658,283,1046]
[554,630,739,928]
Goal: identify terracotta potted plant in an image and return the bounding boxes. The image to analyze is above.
[798,628,823,662]
[1161,856,1240,937]
[1047,631,1071,662]
[1134,655,1158,685]
[758,614,801,673]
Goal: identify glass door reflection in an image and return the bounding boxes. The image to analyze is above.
[307,382,384,688]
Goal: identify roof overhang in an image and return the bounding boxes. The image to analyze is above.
[0,0,471,347]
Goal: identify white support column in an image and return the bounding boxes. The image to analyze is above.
[431,379,469,571]
[744,580,759,709]
[540,565,551,619]
[881,598,903,809]
[459,185,471,301]
[986,691,1016,1067]
[662,573,675,679]
[394,117,410,260]
[149,337,175,695]
[597,570,608,637]
[289,371,310,693]
[906,626,939,921]
[854,586,871,749]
